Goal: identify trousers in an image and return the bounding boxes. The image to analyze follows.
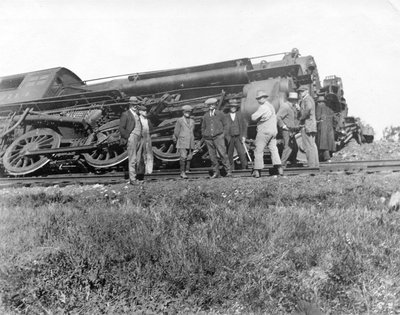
[127,133,141,180]
[204,134,231,174]
[254,131,281,170]
[301,129,319,167]
[227,135,248,169]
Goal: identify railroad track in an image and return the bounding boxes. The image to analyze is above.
[1,159,400,188]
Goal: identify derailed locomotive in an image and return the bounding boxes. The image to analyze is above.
[0,49,351,176]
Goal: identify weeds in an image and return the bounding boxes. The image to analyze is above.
[1,173,400,313]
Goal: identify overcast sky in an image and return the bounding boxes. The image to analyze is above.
[1,0,400,138]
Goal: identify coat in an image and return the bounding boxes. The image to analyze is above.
[173,116,195,149]
[316,102,336,152]
[119,110,140,141]
[201,110,225,139]
[277,101,297,129]
[251,101,277,136]
[224,112,248,142]
[298,94,317,133]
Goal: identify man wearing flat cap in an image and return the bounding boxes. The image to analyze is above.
[297,85,319,167]
[224,98,248,170]
[201,97,231,178]
[251,90,283,178]
[173,105,195,178]
[119,97,153,184]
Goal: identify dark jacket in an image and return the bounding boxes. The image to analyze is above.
[201,110,226,139]
[298,94,317,133]
[277,101,297,129]
[224,112,248,142]
[119,110,139,140]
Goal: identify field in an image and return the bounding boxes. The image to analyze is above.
[1,160,400,314]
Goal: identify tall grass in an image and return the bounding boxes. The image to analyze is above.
[1,173,400,314]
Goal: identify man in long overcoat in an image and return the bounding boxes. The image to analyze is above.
[316,95,336,161]
[173,105,196,178]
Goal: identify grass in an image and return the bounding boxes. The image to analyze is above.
[1,172,400,314]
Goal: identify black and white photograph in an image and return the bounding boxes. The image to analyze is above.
[1,0,400,313]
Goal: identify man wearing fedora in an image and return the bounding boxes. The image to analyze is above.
[119,96,153,184]
[297,85,319,167]
[201,97,231,179]
[224,98,248,170]
[173,105,196,179]
[277,92,300,167]
[251,90,283,178]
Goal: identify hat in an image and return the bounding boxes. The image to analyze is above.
[255,90,269,99]
[297,85,308,92]
[228,98,241,106]
[288,92,298,100]
[182,105,193,112]
[317,95,325,103]
[129,96,141,105]
[205,98,218,105]
[137,105,147,111]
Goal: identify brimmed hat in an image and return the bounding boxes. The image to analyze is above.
[228,98,241,106]
[288,92,298,100]
[255,90,269,99]
[182,105,193,112]
[297,85,308,92]
[129,96,141,105]
[205,98,218,105]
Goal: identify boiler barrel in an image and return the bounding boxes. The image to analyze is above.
[88,66,250,96]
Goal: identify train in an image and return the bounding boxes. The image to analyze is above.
[0,48,353,177]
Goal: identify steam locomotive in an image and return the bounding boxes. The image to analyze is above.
[0,49,347,176]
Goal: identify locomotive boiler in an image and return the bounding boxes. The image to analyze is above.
[0,49,346,176]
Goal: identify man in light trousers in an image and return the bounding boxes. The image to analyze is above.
[251,90,283,178]
[297,85,319,167]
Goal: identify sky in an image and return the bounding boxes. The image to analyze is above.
[1,0,400,139]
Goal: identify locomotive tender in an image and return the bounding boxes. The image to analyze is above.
[0,49,346,176]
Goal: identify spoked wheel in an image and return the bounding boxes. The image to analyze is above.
[83,119,128,168]
[152,138,205,163]
[152,140,180,162]
[3,128,61,176]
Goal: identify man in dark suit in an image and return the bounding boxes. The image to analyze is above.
[201,97,231,178]
[224,98,248,169]
[119,96,143,184]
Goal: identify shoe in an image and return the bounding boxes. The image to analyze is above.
[225,171,233,177]
[252,170,260,178]
[210,173,220,179]
[180,172,188,179]
[129,179,139,185]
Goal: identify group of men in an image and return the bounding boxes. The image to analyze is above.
[120,84,325,184]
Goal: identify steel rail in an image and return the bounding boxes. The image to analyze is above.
[1,159,400,188]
